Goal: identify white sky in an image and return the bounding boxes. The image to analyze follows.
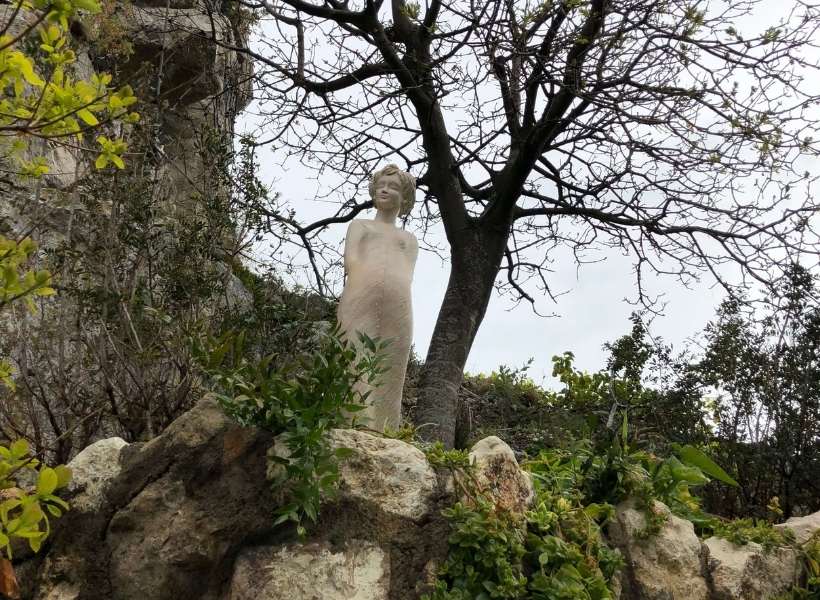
[236,0,819,387]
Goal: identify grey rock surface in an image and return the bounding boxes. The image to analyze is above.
[229,541,390,600]
[29,397,275,600]
[607,499,710,600]
[776,510,820,545]
[65,437,128,512]
[270,428,440,522]
[704,536,800,600]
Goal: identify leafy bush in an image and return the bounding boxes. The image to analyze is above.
[0,440,71,558]
[710,518,794,551]
[0,0,137,175]
[0,237,54,390]
[422,447,622,599]
[198,326,387,536]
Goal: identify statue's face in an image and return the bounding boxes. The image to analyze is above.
[373,172,403,213]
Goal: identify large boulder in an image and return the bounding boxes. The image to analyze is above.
[21,399,457,600]
[65,437,128,513]
[229,540,390,600]
[269,428,440,522]
[703,536,800,600]
[329,429,439,521]
[27,397,276,600]
[776,510,820,545]
[113,7,247,106]
[467,436,534,514]
[607,499,710,600]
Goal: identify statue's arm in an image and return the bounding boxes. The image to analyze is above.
[343,220,364,277]
[408,232,419,266]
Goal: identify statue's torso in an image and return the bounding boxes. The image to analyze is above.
[343,220,417,287]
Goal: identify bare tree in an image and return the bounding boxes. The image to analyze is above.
[235,0,820,446]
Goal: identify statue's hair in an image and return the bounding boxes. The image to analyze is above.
[369,164,416,216]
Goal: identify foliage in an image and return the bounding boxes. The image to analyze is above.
[684,265,820,519]
[466,294,820,522]
[0,440,70,559]
[458,361,564,451]
[422,441,624,598]
[0,237,54,390]
[0,121,262,460]
[199,326,387,536]
[0,237,54,314]
[0,0,137,175]
[0,0,139,452]
[710,518,794,552]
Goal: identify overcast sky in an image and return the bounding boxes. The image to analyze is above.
[237,0,819,387]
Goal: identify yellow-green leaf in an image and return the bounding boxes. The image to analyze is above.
[77,108,98,126]
[54,465,72,488]
[10,440,28,460]
[36,468,58,495]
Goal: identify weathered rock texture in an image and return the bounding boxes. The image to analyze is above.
[14,398,820,599]
[704,536,800,600]
[229,541,390,600]
[776,511,820,545]
[605,498,819,600]
[608,499,711,600]
[468,435,534,514]
[17,397,455,600]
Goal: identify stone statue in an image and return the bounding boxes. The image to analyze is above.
[337,164,418,431]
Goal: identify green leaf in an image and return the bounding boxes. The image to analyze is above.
[77,108,99,126]
[73,0,102,12]
[10,440,28,460]
[95,154,108,169]
[334,447,354,459]
[676,445,739,487]
[36,468,58,495]
[54,465,72,488]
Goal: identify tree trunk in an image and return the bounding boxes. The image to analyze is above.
[414,222,508,447]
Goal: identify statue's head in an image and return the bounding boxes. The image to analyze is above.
[369,164,415,216]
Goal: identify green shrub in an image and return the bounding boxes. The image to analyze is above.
[197,325,386,536]
[423,440,623,599]
[0,440,71,558]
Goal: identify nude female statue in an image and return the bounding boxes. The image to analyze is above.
[337,164,418,431]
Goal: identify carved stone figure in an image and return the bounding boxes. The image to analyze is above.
[337,165,418,431]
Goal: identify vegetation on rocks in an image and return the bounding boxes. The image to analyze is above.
[199,327,388,536]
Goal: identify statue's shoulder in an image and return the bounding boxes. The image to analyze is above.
[400,228,418,246]
[346,219,368,234]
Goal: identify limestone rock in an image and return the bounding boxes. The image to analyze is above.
[607,499,710,600]
[64,437,128,512]
[272,429,439,522]
[468,436,534,514]
[229,540,390,600]
[704,536,800,600]
[775,510,820,545]
[120,7,244,106]
[31,397,275,600]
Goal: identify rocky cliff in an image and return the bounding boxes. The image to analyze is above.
[0,0,254,460]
